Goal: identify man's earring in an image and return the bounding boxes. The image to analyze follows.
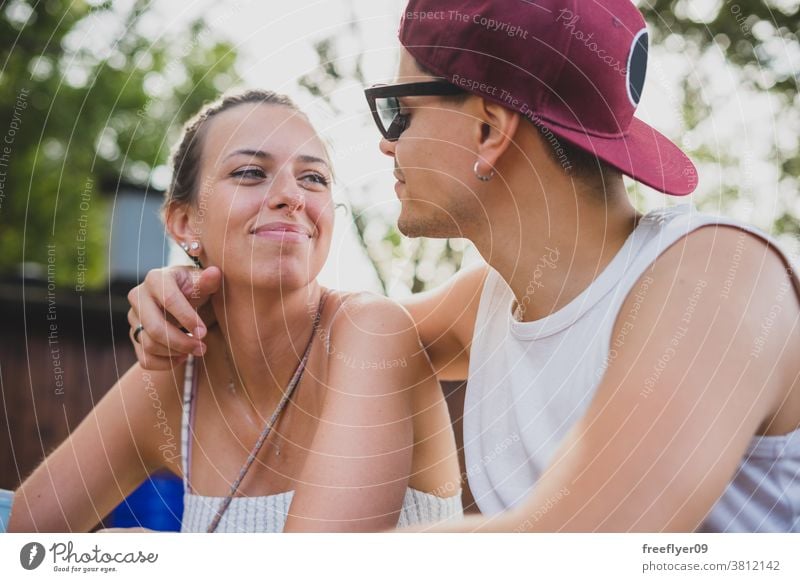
[473,160,495,182]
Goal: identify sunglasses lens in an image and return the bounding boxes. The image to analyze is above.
[375,96,402,139]
[376,96,399,126]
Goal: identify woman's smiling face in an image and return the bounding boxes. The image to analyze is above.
[183,102,334,290]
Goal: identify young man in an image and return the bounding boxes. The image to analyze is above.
[128,0,800,531]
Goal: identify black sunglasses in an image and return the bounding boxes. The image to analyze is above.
[364,81,466,141]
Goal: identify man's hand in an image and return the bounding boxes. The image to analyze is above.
[127,266,221,370]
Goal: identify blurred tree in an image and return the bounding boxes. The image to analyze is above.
[638,0,799,236]
[0,0,240,288]
[641,0,797,87]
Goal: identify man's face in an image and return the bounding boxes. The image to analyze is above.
[378,49,484,239]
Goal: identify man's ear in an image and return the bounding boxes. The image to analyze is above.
[165,201,194,247]
[474,99,521,172]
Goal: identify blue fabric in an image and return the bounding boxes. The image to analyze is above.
[108,472,183,531]
[0,489,13,532]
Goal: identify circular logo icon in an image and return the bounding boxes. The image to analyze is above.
[626,29,649,107]
[20,542,46,570]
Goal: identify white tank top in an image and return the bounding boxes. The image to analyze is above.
[464,204,800,532]
[179,356,463,532]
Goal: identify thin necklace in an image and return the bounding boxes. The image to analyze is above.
[222,346,239,395]
[207,290,329,533]
[223,344,282,453]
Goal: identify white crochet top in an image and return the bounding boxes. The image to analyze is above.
[179,356,463,532]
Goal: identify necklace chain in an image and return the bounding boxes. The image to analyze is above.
[222,344,280,452]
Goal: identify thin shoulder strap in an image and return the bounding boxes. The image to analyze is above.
[181,355,199,493]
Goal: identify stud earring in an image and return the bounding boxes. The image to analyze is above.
[181,240,202,255]
[181,240,203,268]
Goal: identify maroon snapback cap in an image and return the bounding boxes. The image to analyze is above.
[399,0,697,196]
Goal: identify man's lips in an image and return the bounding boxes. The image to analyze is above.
[250,222,312,242]
[394,170,406,184]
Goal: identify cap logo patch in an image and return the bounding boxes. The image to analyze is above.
[627,29,648,106]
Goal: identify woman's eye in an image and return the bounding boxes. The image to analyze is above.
[300,173,330,187]
[231,167,266,179]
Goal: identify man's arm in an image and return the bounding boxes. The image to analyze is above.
[127,263,486,379]
[401,262,488,381]
[407,226,799,532]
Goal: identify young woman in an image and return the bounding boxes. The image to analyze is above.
[8,90,462,533]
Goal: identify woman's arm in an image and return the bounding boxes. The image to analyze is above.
[283,294,430,532]
[7,364,183,532]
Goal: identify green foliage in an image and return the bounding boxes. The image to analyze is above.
[0,0,240,288]
[641,0,798,91]
[639,0,799,234]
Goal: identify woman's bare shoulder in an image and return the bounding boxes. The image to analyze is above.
[325,289,417,336]
[317,290,429,406]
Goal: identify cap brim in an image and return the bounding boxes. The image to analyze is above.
[543,117,698,196]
